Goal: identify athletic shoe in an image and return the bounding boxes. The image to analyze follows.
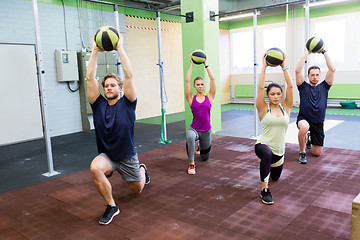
[260,188,274,205]
[188,164,196,175]
[306,132,311,149]
[139,163,150,184]
[298,152,307,164]
[99,204,120,225]
[195,141,200,155]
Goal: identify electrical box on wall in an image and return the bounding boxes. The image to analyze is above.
[55,50,79,82]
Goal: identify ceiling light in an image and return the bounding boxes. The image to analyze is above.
[305,0,351,8]
[220,11,260,22]
[164,5,180,11]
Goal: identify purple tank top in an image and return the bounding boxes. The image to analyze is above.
[190,95,211,131]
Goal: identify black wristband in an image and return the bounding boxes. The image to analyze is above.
[321,49,327,54]
[205,65,209,68]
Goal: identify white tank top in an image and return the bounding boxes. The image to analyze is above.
[256,105,289,156]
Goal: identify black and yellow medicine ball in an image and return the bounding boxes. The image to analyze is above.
[306,37,324,53]
[191,49,206,64]
[94,26,119,51]
[265,48,284,67]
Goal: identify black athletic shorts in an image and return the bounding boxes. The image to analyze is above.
[297,116,325,147]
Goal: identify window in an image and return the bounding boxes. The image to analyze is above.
[262,26,286,55]
[231,30,253,72]
[314,19,345,68]
[358,17,360,66]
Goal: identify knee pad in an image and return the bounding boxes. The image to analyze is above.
[200,145,211,155]
[270,174,280,181]
[200,145,211,161]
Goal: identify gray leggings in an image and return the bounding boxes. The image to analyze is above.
[186,127,212,163]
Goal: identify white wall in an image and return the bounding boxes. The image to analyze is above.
[219,29,231,104]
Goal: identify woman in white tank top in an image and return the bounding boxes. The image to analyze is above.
[255,53,293,205]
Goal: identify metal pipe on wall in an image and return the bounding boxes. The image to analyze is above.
[253,9,258,137]
[83,0,183,143]
[32,0,60,177]
[156,11,169,144]
[114,4,124,96]
[304,0,309,79]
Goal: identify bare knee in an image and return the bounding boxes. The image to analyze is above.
[131,187,142,194]
[128,182,143,194]
[90,166,103,180]
[90,157,112,180]
[298,121,309,134]
[312,150,322,157]
[298,126,308,135]
[312,147,323,157]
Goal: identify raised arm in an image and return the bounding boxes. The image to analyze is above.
[86,41,101,104]
[323,50,336,86]
[204,58,216,105]
[116,33,136,102]
[295,48,310,86]
[280,54,293,115]
[185,55,194,106]
[256,55,268,121]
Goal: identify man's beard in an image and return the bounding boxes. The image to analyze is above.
[105,92,119,100]
[309,79,318,86]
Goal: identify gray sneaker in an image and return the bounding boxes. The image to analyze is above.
[298,152,307,164]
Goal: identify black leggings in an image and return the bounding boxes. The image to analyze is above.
[255,143,284,182]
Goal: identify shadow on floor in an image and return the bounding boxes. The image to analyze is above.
[0,121,185,193]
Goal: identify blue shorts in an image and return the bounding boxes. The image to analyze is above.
[99,153,141,182]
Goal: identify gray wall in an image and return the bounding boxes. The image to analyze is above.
[0,0,126,138]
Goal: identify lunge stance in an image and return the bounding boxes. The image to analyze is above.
[87,34,149,225]
[255,53,293,204]
[184,54,216,175]
[295,47,336,164]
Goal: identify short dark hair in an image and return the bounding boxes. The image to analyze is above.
[193,76,204,85]
[308,66,321,75]
[266,82,282,95]
[102,73,123,88]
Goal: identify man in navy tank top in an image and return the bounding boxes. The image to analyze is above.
[295,47,336,164]
[86,33,150,225]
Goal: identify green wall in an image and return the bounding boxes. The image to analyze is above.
[328,84,360,99]
[181,0,222,132]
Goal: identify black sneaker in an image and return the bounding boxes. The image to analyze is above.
[99,205,119,225]
[298,152,307,164]
[139,163,150,184]
[260,188,274,205]
[306,132,311,149]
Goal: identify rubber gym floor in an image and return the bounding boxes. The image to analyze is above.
[0,103,359,239]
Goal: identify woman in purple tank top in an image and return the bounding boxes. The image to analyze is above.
[184,54,216,175]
